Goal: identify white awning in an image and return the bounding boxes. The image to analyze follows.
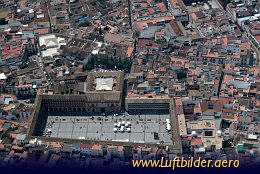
[0,73,7,80]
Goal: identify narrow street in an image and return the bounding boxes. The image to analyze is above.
[45,0,53,33]
[170,99,182,153]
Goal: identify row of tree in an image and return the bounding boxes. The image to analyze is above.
[85,54,132,72]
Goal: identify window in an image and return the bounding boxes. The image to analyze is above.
[208,104,213,109]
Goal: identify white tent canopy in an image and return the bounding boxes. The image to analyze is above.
[96,78,114,91]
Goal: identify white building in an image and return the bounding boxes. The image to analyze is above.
[39,34,66,58]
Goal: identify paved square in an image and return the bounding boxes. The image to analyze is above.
[43,113,173,145]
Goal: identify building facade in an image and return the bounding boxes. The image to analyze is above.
[125,97,170,114]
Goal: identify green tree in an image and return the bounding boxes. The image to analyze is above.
[98,0,105,5]
[78,20,91,27]
[85,54,132,72]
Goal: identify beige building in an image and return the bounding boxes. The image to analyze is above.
[186,118,223,150]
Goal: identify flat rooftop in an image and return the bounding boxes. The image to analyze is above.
[43,114,173,145]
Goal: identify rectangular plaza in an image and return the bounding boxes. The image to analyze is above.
[43,114,173,145]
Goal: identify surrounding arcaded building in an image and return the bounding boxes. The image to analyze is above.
[125,94,170,114]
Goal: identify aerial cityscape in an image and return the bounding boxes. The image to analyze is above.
[0,0,259,172]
